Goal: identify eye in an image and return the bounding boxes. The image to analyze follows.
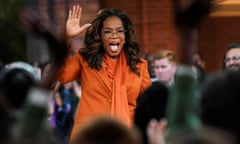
[117,30,125,33]
[233,56,240,61]
[161,65,167,69]
[103,30,112,34]
[224,58,230,63]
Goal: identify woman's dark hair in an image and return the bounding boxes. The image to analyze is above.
[80,8,141,75]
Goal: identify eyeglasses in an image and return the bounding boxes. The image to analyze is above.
[224,55,240,63]
[102,29,126,37]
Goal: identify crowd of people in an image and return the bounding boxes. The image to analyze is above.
[1,0,240,144]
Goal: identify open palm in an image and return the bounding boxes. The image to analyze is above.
[66,5,91,37]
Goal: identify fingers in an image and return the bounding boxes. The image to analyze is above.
[147,119,167,144]
[72,5,77,18]
[158,119,167,130]
[78,5,82,20]
[147,119,167,132]
[69,4,81,19]
[68,8,72,19]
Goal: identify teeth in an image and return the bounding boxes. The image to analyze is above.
[110,45,118,51]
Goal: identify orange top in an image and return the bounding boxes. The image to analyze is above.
[58,51,151,141]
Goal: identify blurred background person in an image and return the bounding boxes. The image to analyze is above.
[0,61,55,144]
[142,52,155,79]
[192,51,206,82]
[0,61,38,109]
[151,50,177,87]
[134,81,169,144]
[41,60,81,143]
[72,116,141,144]
[30,61,42,80]
[50,81,81,144]
[200,70,240,143]
[223,42,240,71]
[192,51,206,71]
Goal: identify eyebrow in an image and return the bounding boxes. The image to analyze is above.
[102,27,124,30]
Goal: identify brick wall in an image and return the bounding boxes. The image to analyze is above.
[102,0,178,54]
[39,0,99,50]
[103,0,240,73]
[35,0,178,63]
[199,16,240,73]
[35,0,240,73]
[27,0,100,63]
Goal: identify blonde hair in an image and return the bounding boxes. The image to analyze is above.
[152,50,176,64]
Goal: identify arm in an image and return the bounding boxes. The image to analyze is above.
[66,5,91,49]
[19,5,91,88]
[173,0,212,64]
[58,5,92,83]
[140,59,152,94]
[57,54,82,83]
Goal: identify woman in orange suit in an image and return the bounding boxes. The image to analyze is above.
[58,5,151,142]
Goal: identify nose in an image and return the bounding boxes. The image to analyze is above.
[156,68,163,73]
[230,59,237,64]
[111,31,119,37]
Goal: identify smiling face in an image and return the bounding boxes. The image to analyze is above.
[101,16,125,58]
[225,48,240,71]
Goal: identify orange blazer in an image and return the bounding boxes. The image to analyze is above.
[58,52,151,139]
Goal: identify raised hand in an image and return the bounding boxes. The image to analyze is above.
[147,119,167,144]
[172,0,213,64]
[20,9,68,89]
[66,5,91,37]
[173,0,213,30]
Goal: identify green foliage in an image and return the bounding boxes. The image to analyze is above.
[0,0,26,63]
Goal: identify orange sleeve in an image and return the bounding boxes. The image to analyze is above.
[140,59,152,94]
[58,53,81,83]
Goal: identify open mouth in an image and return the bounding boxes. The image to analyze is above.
[109,42,120,52]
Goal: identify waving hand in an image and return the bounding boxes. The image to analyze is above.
[66,5,91,37]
